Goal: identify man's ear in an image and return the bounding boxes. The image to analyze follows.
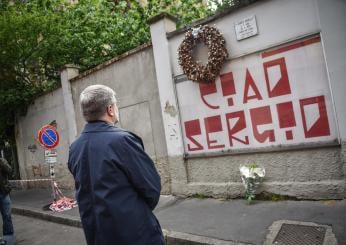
[106,105,114,117]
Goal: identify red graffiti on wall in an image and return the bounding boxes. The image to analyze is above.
[225,111,249,146]
[243,69,263,103]
[220,72,236,106]
[185,95,331,151]
[300,96,330,138]
[183,36,332,151]
[205,115,225,149]
[184,119,204,151]
[250,106,275,143]
[263,57,291,98]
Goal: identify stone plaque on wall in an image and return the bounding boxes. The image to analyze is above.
[234,16,258,41]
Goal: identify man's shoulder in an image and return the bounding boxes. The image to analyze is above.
[112,128,143,145]
[70,127,142,148]
[102,128,144,149]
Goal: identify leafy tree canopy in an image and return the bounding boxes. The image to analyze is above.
[0,0,215,142]
[0,0,246,144]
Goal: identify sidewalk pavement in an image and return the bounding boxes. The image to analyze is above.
[9,189,346,245]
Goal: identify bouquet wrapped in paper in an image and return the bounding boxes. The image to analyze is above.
[239,164,265,203]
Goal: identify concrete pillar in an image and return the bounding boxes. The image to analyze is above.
[60,65,79,145]
[149,14,184,157]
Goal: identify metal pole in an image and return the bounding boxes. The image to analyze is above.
[49,164,56,201]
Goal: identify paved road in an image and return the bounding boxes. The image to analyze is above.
[1,215,86,245]
[155,198,346,245]
[8,190,346,245]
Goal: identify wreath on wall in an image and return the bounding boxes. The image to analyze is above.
[178,25,229,84]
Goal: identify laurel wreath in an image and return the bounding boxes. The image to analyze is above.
[178,25,229,84]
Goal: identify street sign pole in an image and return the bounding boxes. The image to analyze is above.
[37,125,60,201]
[49,164,56,201]
[44,145,57,200]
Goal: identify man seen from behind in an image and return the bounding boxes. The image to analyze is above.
[68,84,164,245]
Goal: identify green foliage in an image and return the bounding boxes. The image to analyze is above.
[0,0,244,143]
[146,0,212,27]
[209,0,253,12]
[0,0,212,142]
[256,192,296,202]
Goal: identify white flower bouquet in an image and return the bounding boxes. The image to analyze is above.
[239,164,265,203]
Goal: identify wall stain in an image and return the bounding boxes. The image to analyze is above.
[32,165,43,177]
[164,101,177,117]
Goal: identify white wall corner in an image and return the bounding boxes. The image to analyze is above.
[149,15,185,157]
[316,0,346,141]
[60,65,79,145]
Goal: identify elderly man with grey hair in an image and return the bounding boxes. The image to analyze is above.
[68,84,164,245]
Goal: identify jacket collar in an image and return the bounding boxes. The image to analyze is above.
[82,120,118,133]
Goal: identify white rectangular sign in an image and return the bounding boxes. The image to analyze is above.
[235,16,258,41]
[45,149,57,164]
[176,36,337,155]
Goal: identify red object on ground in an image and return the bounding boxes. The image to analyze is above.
[49,181,77,212]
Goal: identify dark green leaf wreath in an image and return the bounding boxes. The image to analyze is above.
[178,25,229,84]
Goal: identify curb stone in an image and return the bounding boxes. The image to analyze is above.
[12,205,82,228]
[163,230,252,245]
[12,205,252,245]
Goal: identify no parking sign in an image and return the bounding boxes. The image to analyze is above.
[38,125,59,149]
[38,125,59,178]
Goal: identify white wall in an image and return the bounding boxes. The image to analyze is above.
[15,88,73,188]
[150,0,346,199]
[15,47,171,192]
[316,0,346,140]
[70,47,171,193]
[169,0,321,76]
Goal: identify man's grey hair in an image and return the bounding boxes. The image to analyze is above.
[80,84,117,122]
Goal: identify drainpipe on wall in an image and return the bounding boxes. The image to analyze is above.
[60,65,79,145]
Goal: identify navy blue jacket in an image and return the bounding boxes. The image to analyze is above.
[68,121,164,245]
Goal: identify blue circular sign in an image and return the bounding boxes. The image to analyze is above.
[38,125,59,149]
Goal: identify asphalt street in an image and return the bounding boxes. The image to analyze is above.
[1,215,86,245]
[5,190,346,244]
